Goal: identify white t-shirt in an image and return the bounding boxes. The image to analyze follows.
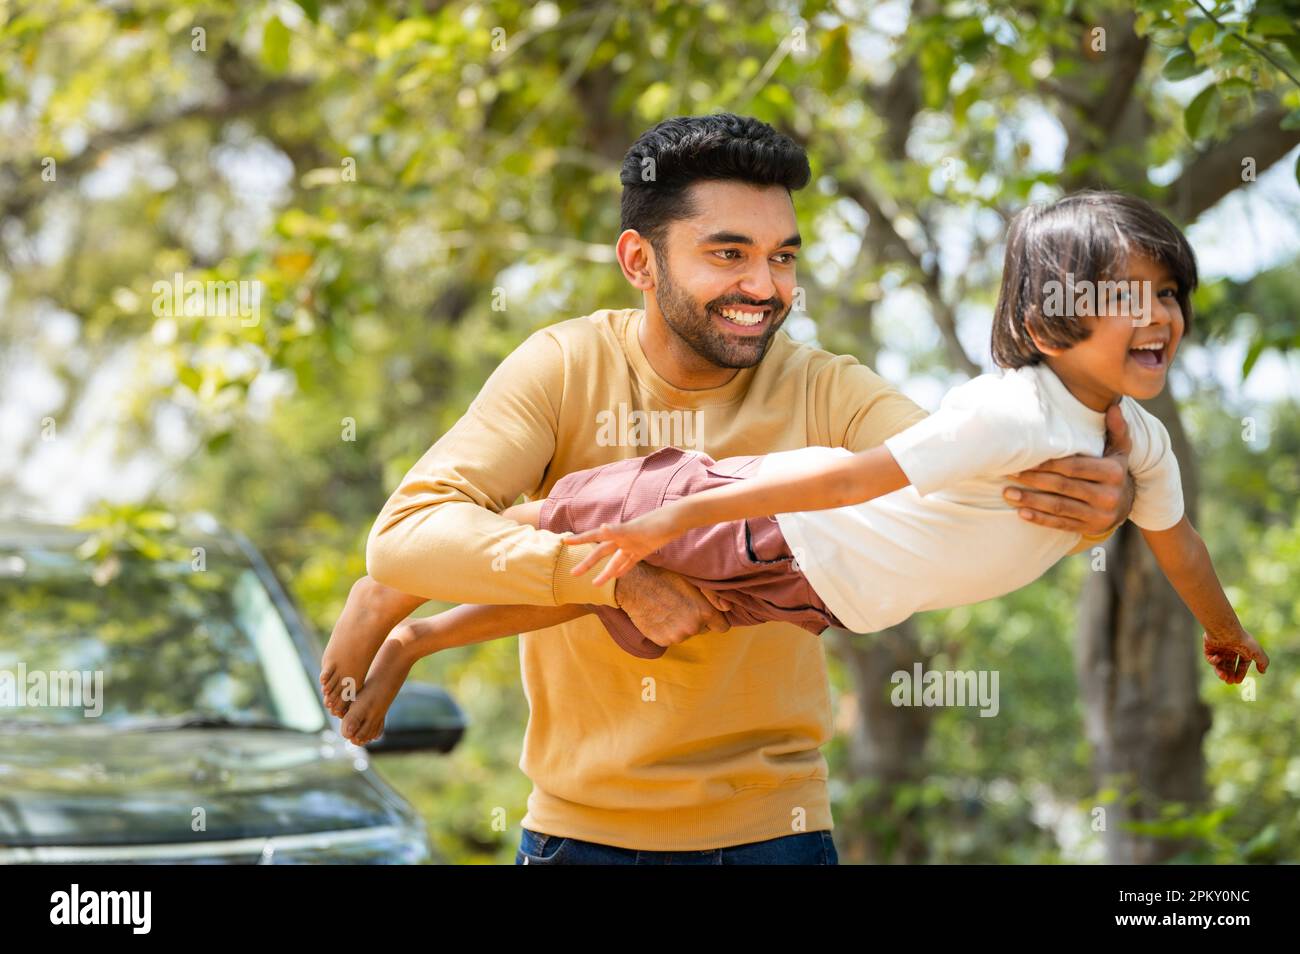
[757,362,1184,634]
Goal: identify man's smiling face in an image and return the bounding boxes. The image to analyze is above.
[649,180,801,369]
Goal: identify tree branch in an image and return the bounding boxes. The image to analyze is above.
[1165,106,1300,221]
[1,78,312,224]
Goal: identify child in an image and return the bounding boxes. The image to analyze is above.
[322,190,1268,746]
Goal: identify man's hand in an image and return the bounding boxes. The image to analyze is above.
[613,563,732,650]
[1003,403,1135,534]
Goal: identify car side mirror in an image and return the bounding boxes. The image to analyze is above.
[364,682,467,755]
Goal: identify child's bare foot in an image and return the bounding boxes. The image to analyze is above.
[340,636,418,745]
[321,576,425,717]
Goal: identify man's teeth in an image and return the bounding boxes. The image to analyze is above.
[719,307,765,325]
[1131,342,1164,350]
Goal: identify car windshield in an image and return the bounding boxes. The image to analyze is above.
[0,543,326,733]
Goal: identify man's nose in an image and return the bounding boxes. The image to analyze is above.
[736,261,777,303]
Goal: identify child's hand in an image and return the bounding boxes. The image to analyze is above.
[1203,630,1269,684]
[562,511,683,586]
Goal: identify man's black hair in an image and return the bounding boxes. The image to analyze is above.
[619,113,811,252]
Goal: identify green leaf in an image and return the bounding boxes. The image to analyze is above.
[293,0,320,23]
[919,39,955,108]
[1185,84,1218,139]
[1241,336,1266,379]
[1163,48,1202,81]
[1216,77,1254,97]
[133,509,177,531]
[1250,15,1294,37]
[821,24,851,90]
[178,364,202,392]
[1241,823,1279,859]
[262,16,290,75]
[1151,27,1187,48]
[1278,35,1300,66]
[1188,21,1216,52]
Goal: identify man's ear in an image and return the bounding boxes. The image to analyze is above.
[616,229,656,292]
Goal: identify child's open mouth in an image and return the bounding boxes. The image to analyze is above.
[1129,343,1166,370]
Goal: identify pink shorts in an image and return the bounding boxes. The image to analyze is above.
[539,445,846,658]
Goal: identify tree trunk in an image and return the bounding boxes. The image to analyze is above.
[1074,389,1212,863]
[827,620,934,863]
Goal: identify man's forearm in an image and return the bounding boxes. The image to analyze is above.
[366,498,617,608]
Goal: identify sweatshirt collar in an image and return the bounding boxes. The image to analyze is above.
[621,309,758,408]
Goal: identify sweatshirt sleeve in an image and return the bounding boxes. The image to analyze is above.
[812,353,930,453]
[365,328,618,608]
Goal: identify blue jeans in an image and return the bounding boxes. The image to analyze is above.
[515,827,838,865]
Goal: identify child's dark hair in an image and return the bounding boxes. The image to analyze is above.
[991,190,1199,369]
[620,113,811,254]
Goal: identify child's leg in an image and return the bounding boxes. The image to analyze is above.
[323,501,547,716]
[501,498,545,527]
[340,601,592,744]
[321,575,429,716]
[400,601,592,656]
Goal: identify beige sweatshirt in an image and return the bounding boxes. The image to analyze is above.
[366,307,933,851]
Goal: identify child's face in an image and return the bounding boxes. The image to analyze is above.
[1042,251,1184,411]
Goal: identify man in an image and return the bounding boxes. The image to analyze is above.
[354,113,1134,864]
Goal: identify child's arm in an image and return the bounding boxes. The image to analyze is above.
[1141,516,1269,683]
[564,445,909,585]
[388,601,594,662]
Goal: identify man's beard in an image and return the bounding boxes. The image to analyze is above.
[654,252,788,370]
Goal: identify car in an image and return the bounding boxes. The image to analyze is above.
[0,517,466,863]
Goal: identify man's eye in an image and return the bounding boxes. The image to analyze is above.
[773,253,797,264]
[1159,287,1177,298]
[714,249,741,261]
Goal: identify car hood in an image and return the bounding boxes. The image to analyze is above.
[0,728,415,849]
